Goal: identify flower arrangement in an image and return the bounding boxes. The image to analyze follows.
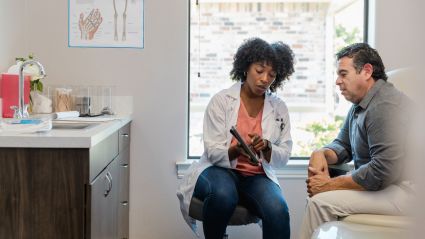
[15,53,44,94]
[13,53,52,113]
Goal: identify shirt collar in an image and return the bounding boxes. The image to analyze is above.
[357,79,385,109]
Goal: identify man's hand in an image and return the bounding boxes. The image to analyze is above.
[306,167,364,197]
[306,167,332,197]
[308,150,330,178]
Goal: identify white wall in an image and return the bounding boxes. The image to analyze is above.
[14,0,191,238]
[373,0,425,70]
[1,0,423,238]
[0,1,28,71]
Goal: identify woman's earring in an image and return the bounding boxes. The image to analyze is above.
[243,72,247,77]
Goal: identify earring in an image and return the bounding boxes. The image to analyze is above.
[243,72,247,77]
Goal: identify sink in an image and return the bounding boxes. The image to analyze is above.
[52,122,99,130]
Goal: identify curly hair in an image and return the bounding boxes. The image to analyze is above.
[230,37,295,92]
[336,43,388,81]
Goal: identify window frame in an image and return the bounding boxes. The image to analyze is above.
[186,0,369,160]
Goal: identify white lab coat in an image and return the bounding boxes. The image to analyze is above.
[177,82,292,233]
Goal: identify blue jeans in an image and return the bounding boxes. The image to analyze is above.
[193,166,290,239]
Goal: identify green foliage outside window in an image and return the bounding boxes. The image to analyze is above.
[294,24,360,157]
[335,24,362,52]
[297,116,345,156]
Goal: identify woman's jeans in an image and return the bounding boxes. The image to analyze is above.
[193,166,290,239]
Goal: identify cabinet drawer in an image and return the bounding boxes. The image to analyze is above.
[119,143,130,165]
[118,149,129,202]
[117,201,129,239]
[119,123,131,153]
[117,148,129,238]
[90,131,119,182]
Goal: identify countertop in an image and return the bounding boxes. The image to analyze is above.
[0,115,132,148]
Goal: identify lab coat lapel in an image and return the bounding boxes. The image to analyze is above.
[262,93,274,139]
[225,82,241,145]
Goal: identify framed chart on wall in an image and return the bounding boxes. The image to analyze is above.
[68,0,144,48]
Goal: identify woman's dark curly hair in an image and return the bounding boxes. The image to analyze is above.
[230,37,295,92]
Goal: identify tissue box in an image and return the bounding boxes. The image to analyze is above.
[1,73,31,118]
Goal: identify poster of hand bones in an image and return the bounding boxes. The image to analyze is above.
[68,0,144,48]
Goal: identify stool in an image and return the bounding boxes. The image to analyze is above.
[189,197,260,238]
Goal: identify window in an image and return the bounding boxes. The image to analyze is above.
[188,0,367,158]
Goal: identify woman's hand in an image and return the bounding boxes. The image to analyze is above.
[228,143,250,161]
[248,133,267,152]
[248,133,271,163]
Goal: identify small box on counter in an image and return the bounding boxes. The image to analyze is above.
[1,73,31,118]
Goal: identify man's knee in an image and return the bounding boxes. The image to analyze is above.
[306,192,333,211]
[306,192,349,220]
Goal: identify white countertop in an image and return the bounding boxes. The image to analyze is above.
[0,115,132,148]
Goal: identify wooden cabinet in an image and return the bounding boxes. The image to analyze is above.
[0,123,131,239]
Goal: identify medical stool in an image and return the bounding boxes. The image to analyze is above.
[189,197,259,239]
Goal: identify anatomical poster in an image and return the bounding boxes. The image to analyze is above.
[68,0,144,48]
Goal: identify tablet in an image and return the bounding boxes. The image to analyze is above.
[230,126,260,165]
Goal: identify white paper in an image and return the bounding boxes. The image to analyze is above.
[68,0,144,48]
[55,111,80,119]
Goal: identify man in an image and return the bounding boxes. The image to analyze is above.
[299,43,414,239]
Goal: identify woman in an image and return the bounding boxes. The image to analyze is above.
[177,37,294,239]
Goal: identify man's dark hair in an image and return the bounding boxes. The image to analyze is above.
[336,43,388,81]
[230,37,295,92]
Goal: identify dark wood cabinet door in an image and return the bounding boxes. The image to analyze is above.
[0,148,89,239]
[0,123,130,239]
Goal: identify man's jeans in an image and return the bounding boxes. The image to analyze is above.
[193,166,290,239]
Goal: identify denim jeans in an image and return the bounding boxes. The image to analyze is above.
[193,166,290,239]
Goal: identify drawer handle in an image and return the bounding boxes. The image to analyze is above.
[121,164,129,168]
[121,133,129,138]
[104,172,113,197]
[121,201,129,206]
